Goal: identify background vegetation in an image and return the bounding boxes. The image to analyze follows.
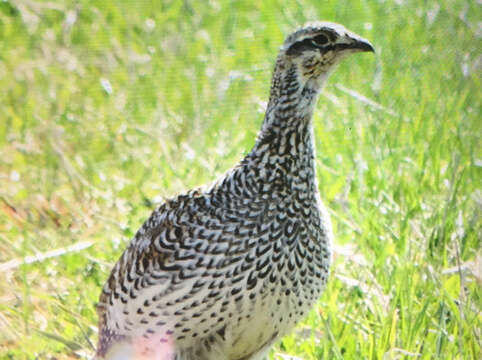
[0,0,480,358]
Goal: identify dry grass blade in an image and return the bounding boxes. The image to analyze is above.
[335,84,398,117]
[0,241,93,272]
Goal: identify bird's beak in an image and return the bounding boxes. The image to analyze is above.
[350,37,375,53]
[333,35,375,54]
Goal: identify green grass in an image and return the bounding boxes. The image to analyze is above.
[0,0,480,359]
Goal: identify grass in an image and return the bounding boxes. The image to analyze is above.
[0,0,480,359]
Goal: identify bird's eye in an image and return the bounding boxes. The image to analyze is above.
[312,34,329,46]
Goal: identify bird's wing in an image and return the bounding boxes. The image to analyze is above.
[96,188,272,351]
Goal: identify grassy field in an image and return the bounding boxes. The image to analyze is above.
[0,0,480,359]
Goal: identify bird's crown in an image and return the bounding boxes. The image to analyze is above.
[281,21,374,56]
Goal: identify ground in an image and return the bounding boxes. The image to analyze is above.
[0,0,480,359]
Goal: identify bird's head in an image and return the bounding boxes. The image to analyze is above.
[273,22,374,94]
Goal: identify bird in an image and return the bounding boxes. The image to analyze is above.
[95,21,374,360]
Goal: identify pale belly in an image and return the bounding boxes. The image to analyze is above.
[223,278,325,360]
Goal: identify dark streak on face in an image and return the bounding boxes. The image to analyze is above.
[286,35,373,56]
[286,29,338,56]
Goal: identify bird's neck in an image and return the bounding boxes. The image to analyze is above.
[240,63,328,197]
[250,63,325,166]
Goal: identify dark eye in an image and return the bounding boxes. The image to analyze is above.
[312,34,329,46]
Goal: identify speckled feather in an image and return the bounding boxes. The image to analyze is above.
[96,21,373,360]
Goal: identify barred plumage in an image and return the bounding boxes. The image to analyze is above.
[96,22,374,360]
